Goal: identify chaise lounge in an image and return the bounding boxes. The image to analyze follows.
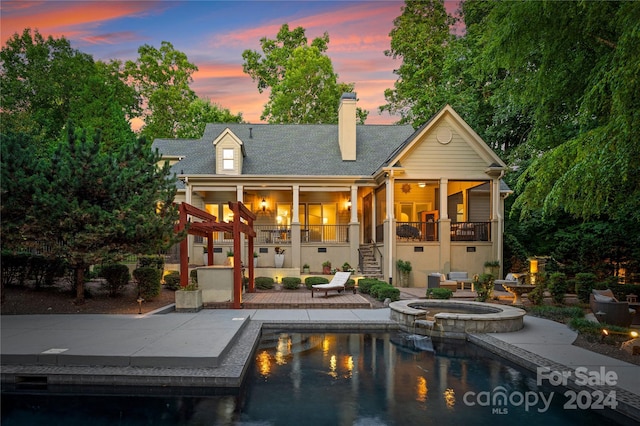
[311,271,355,298]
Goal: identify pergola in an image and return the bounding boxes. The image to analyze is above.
[175,201,257,309]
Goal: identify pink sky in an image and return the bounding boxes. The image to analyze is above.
[1,1,463,125]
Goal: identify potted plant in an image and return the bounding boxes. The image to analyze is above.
[302,263,310,274]
[322,260,332,274]
[175,282,203,312]
[396,259,412,287]
[274,246,285,268]
[226,250,234,267]
[342,262,354,272]
[253,252,259,268]
[484,260,500,277]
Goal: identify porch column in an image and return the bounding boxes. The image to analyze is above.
[185,178,193,264]
[349,185,360,269]
[385,175,395,284]
[236,185,246,266]
[291,185,301,270]
[439,178,451,274]
[492,178,503,278]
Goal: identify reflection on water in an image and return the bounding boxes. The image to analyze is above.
[1,332,625,426]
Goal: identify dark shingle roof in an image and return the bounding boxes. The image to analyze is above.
[152,123,416,178]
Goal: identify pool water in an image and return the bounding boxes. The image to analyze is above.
[1,332,625,425]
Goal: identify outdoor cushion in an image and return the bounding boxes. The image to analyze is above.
[593,294,615,303]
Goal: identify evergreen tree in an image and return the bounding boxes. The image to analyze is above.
[24,125,180,303]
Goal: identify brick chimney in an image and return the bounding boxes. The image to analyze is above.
[338,93,357,161]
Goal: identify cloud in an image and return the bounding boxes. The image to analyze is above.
[1,1,166,46]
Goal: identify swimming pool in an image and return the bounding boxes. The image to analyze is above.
[1,332,626,425]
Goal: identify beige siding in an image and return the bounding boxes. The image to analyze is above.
[215,135,242,175]
[399,119,491,179]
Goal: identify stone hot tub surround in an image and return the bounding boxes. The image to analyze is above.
[389,299,526,339]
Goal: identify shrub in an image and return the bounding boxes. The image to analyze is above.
[1,251,31,287]
[133,267,161,300]
[29,255,66,289]
[101,264,131,297]
[282,277,301,290]
[255,276,275,290]
[474,273,494,302]
[378,286,400,302]
[396,259,412,273]
[304,276,329,289]
[164,271,181,290]
[548,272,568,304]
[575,272,597,303]
[369,282,399,302]
[528,305,584,323]
[357,278,383,294]
[426,288,452,299]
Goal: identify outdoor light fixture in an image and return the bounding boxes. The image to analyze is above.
[600,328,639,342]
[347,199,352,211]
[261,198,266,212]
[137,297,144,315]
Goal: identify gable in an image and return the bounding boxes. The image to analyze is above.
[390,106,506,180]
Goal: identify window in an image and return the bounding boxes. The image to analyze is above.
[223,149,234,170]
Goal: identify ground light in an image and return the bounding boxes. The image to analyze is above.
[137,297,144,315]
[600,328,639,342]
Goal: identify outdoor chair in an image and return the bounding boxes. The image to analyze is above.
[589,289,636,328]
[311,271,355,298]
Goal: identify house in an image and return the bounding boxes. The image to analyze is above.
[152,93,510,287]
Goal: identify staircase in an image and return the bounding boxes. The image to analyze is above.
[359,244,384,279]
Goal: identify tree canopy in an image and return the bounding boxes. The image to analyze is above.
[242,23,368,124]
[0,29,138,151]
[1,125,180,303]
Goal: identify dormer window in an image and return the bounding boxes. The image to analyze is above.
[223,148,234,170]
[213,128,245,175]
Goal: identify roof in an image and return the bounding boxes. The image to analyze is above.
[153,123,416,177]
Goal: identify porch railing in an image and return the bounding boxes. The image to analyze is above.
[450,222,490,241]
[390,221,491,242]
[395,222,438,242]
[249,225,349,244]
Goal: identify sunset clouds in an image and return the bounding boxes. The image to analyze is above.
[1,1,459,124]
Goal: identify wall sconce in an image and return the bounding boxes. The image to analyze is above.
[346,199,352,211]
[418,182,426,188]
[261,198,266,212]
[529,259,538,274]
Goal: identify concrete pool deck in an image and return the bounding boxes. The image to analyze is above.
[1,288,639,422]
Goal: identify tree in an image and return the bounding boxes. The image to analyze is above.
[0,29,96,149]
[482,1,640,220]
[20,125,180,303]
[125,41,198,140]
[176,98,243,139]
[379,0,457,126]
[1,29,140,152]
[242,24,367,124]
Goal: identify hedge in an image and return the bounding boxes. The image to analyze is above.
[282,277,301,290]
[164,271,181,290]
[255,276,275,290]
[304,276,329,289]
[426,288,452,299]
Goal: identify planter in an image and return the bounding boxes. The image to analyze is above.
[398,271,410,287]
[275,254,285,268]
[175,289,203,312]
[203,253,208,266]
[254,257,258,268]
[226,257,234,267]
[302,267,310,274]
[323,266,331,274]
